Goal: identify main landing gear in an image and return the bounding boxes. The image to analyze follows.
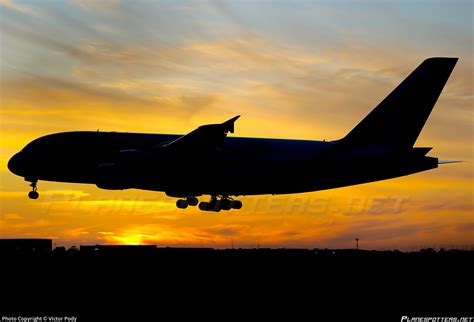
[27,180,39,200]
[176,196,199,209]
[176,195,243,211]
[199,196,242,212]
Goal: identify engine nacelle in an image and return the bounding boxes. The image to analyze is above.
[95,163,130,190]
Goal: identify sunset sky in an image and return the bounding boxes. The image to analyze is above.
[0,0,472,249]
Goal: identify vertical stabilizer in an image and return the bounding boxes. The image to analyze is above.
[340,57,458,147]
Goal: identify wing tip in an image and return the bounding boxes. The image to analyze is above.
[222,115,241,133]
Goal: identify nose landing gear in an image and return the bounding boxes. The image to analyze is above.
[27,180,39,200]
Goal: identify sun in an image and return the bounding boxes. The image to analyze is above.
[107,233,148,245]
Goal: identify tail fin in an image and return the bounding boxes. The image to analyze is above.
[339,57,458,147]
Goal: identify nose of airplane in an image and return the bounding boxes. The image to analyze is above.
[8,152,25,176]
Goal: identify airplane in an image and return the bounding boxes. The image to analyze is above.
[8,57,460,212]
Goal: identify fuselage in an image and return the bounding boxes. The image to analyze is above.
[8,131,437,197]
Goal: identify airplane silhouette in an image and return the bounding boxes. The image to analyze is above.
[8,57,459,211]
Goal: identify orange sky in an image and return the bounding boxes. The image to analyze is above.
[0,0,472,249]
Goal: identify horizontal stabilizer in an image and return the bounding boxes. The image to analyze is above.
[412,147,432,156]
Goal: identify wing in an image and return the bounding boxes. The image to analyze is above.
[159,115,240,152]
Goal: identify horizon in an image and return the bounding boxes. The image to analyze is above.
[2,237,474,252]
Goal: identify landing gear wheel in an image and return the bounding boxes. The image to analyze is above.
[220,199,232,211]
[27,180,39,199]
[187,197,199,206]
[232,200,242,209]
[199,202,209,211]
[208,199,221,212]
[28,190,39,199]
[199,200,221,212]
[176,199,188,209]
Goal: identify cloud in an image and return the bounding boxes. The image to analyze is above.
[420,202,474,213]
[454,222,474,233]
[62,226,95,238]
[0,0,39,16]
[1,73,218,133]
[70,0,120,13]
[2,213,22,220]
[205,225,247,236]
[1,22,120,65]
[0,190,89,200]
[3,4,469,143]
